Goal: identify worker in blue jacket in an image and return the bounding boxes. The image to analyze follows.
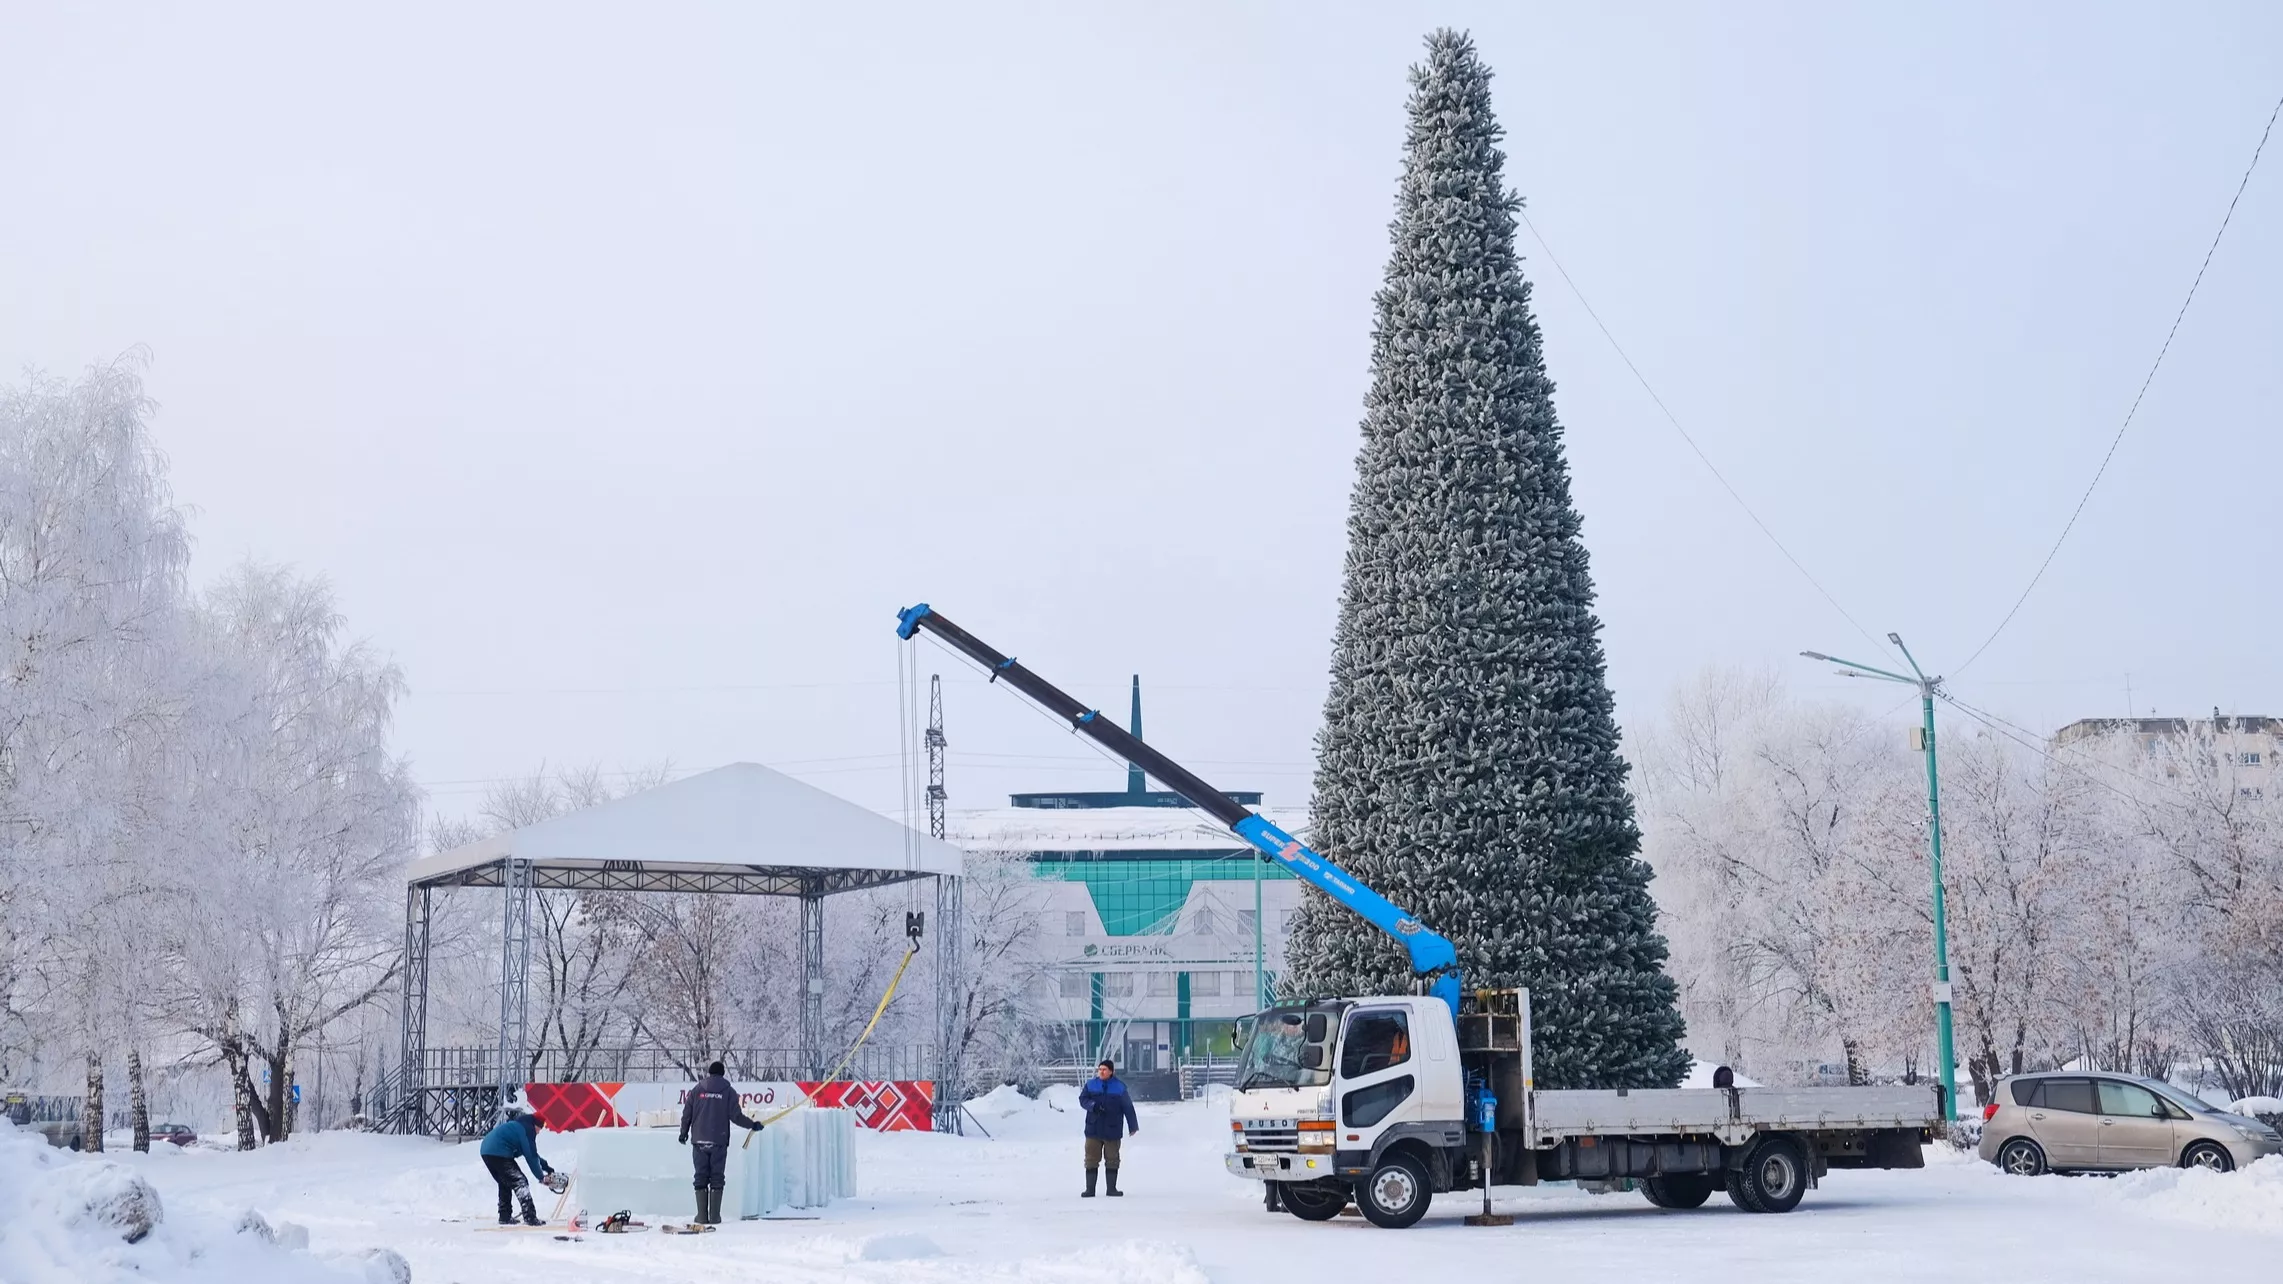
[1078,1059,1139,1197]
[478,1104,558,1226]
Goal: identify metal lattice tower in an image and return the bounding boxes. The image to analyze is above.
[927,674,948,841]
[928,674,966,1132]
[496,858,533,1112]
[397,885,431,1135]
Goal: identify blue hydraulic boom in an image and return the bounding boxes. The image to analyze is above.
[895,603,1463,1017]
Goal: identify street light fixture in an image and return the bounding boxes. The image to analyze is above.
[1798,635,1960,1123]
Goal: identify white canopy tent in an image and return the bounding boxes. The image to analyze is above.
[397,762,963,1138]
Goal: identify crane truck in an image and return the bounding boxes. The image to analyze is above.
[897,603,1943,1229]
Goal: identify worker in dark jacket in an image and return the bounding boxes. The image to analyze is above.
[679,1060,763,1225]
[1078,1059,1139,1197]
[478,1105,557,1226]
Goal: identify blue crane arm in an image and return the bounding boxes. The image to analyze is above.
[896,603,1462,1017]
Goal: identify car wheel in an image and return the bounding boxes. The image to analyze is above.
[1281,1183,1348,1221]
[1642,1173,1715,1209]
[1736,1136,1808,1214]
[1996,1138,2048,1177]
[1357,1153,1431,1229]
[2181,1141,2234,1173]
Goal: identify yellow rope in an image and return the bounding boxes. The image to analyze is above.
[744,943,921,1145]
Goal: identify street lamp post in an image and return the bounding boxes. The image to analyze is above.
[1799,635,1960,1123]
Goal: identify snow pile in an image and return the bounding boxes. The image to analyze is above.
[2230,1096,2283,1124]
[1021,1242,1212,1284]
[2104,1154,2283,1235]
[0,1122,393,1284]
[961,1083,1081,1140]
[853,1232,942,1261]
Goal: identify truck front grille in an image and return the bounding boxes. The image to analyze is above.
[1244,1127,1299,1153]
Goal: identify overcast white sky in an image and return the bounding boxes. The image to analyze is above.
[5,3,2279,825]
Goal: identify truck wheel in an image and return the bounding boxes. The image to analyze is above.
[1641,1174,1714,1209]
[1736,1136,1807,1214]
[1281,1183,1348,1222]
[1357,1153,1431,1229]
[1724,1168,1762,1212]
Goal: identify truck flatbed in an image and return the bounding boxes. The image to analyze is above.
[1531,1085,1942,1146]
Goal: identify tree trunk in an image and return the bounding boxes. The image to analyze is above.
[280,1043,297,1139]
[84,1052,105,1153]
[129,1050,149,1152]
[1841,1038,1868,1087]
[221,1001,259,1150]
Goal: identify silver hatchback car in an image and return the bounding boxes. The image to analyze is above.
[1980,1071,2283,1175]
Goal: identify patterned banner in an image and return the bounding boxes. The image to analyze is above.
[522,1080,934,1133]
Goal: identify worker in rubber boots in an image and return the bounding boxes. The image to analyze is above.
[479,1104,557,1226]
[1078,1059,1139,1197]
[679,1060,762,1224]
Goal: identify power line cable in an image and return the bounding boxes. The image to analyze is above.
[1955,90,2283,676]
[1516,207,1887,655]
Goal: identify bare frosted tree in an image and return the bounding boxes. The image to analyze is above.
[163,563,419,1146]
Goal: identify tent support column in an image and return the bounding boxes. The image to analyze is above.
[932,872,963,1132]
[800,883,825,1079]
[398,883,431,1136]
[497,858,533,1109]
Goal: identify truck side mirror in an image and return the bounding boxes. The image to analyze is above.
[1304,1014,1328,1042]
[1301,1045,1325,1071]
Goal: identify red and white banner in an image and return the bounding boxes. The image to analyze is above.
[523,1080,933,1133]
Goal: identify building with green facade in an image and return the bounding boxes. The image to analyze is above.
[947,679,1302,1078]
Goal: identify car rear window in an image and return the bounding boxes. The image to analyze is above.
[2041,1079,2097,1114]
[2009,1080,2042,1107]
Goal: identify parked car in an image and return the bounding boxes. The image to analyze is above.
[151,1123,198,1147]
[1980,1071,2283,1175]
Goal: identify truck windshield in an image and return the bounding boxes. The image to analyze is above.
[1236,1004,1340,1090]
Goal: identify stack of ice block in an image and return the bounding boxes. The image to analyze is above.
[738,1107,857,1218]
[574,1128,736,1221]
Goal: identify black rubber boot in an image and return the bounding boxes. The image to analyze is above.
[694,1188,709,1225]
[705,1188,724,1224]
[1082,1167,1097,1197]
[498,1184,515,1225]
[518,1193,543,1227]
[1106,1167,1122,1197]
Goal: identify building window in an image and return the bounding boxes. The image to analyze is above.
[1230,971,1254,997]
[1147,972,1176,997]
[1059,971,1086,998]
[1066,911,1086,937]
[2240,787,2264,799]
[2242,752,2264,766]
[1102,973,1133,998]
[1239,910,1258,934]
[1190,970,1222,996]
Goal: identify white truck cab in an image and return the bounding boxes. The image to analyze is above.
[1226,996,1468,1222]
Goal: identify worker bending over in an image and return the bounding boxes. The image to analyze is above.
[478,1104,559,1226]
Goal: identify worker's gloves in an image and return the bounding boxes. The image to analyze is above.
[677,1132,689,1146]
[543,1171,570,1194]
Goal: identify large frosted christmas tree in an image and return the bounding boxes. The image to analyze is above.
[1286,30,1689,1090]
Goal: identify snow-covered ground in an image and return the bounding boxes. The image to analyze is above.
[27,1088,2283,1283]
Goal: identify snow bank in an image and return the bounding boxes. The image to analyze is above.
[0,1121,388,1283]
[1681,1060,1760,1088]
[2104,1154,2283,1235]
[2230,1096,2283,1121]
